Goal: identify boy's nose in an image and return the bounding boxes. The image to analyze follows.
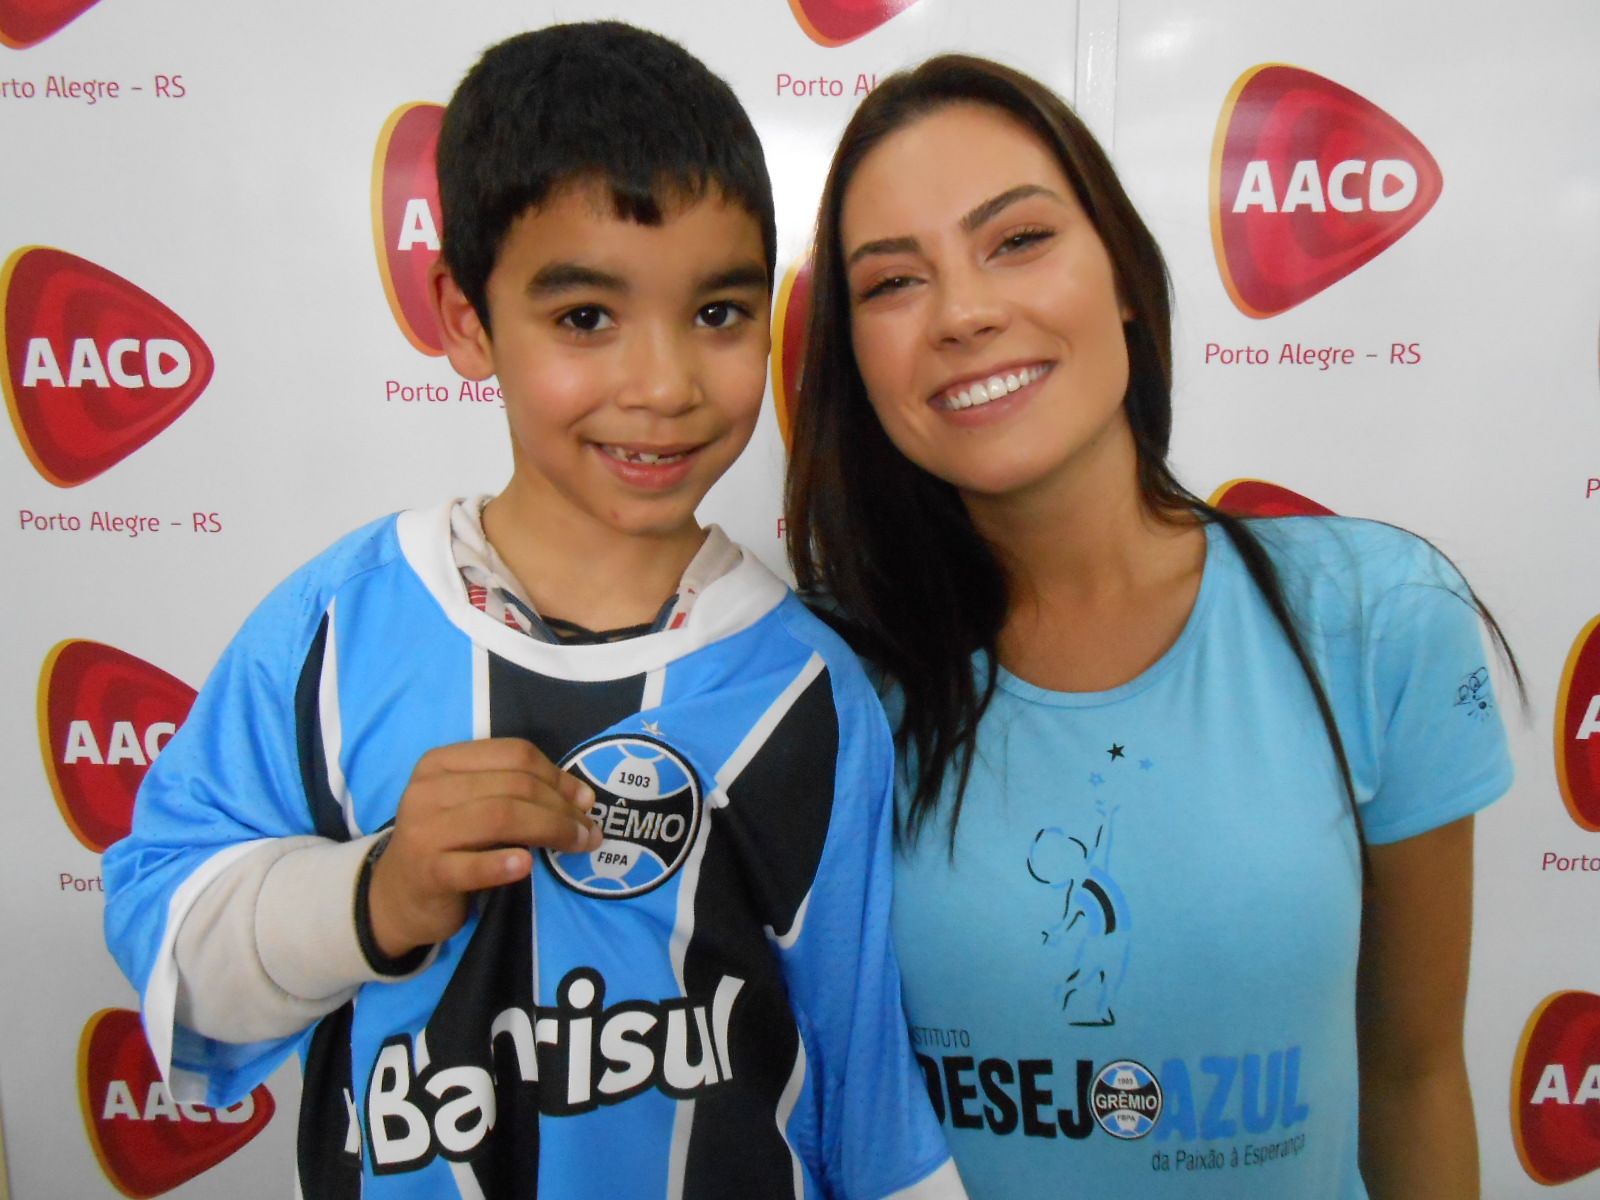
[622,327,697,415]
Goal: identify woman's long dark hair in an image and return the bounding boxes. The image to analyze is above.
[785,54,1521,852]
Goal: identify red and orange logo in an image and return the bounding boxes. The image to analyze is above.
[1210,65,1442,318]
[1512,991,1600,1186]
[771,256,814,450]
[1208,478,1335,518]
[81,1008,275,1197]
[789,0,921,46]
[1556,615,1600,831]
[372,102,445,356]
[0,0,102,48]
[40,640,195,853]
[2,247,214,486]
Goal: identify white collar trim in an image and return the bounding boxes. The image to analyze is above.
[396,499,790,682]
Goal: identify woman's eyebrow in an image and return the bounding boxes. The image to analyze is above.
[847,235,920,268]
[847,184,1064,267]
[961,184,1059,231]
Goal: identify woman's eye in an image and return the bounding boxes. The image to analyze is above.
[560,306,614,333]
[996,228,1054,256]
[859,274,916,301]
[696,301,747,329]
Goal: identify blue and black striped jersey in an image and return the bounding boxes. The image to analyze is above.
[104,501,962,1200]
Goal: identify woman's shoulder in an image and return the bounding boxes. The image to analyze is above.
[1242,514,1459,593]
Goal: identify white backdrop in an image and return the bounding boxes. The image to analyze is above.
[1,0,1597,1195]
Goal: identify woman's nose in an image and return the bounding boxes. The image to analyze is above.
[927,261,1009,347]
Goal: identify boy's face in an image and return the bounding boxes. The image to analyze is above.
[438,184,770,545]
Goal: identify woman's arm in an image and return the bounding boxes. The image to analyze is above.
[1357,814,1479,1200]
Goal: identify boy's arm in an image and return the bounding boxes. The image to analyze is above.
[103,588,341,1107]
[171,833,397,1043]
[772,644,966,1200]
[167,740,604,1042]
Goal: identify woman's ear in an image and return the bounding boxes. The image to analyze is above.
[431,262,496,381]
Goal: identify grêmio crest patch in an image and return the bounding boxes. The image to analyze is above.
[546,733,703,899]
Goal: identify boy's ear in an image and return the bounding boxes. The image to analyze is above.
[431,262,496,380]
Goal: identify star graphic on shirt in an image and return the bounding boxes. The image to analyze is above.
[1089,773,1105,786]
[642,720,662,735]
[1107,744,1125,761]
[1139,759,1154,771]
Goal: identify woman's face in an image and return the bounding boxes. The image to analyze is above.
[840,103,1133,505]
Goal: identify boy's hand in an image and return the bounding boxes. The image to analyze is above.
[368,738,600,958]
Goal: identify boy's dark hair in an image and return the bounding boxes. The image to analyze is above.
[437,21,776,329]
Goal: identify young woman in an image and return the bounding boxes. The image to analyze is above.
[786,56,1515,1200]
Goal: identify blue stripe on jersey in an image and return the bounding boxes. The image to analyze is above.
[335,565,477,835]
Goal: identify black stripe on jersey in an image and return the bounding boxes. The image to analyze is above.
[487,654,647,760]
[681,668,841,1198]
[297,1001,362,1199]
[1081,879,1116,933]
[294,613,348,842]
[717,668,840,933]
[421,879,539,1197]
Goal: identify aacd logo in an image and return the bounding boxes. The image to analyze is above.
[0,0,103,49]
[2,248,214,486]
[1556,615,1600,831]
[81,1008,275,1197]
[372,102,445,356]
[1512,991,1600,1185]
[1208,479,1334,518]
[771,256,813,450]
[1210,65,1442,318]
[790,0,921,46]
[40,640,196,853]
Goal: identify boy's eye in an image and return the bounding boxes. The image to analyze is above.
[695,301,747,329]
[560,306,614,333]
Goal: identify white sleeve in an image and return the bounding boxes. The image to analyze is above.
[173,833,432,1042]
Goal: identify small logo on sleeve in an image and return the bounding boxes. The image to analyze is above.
[0,0,103,48]
[1512,991,1600,1185]
[1210,65,1442,318]
[789,0,921,46]
[770,256,813,451]
[1556,616,1600,831]
[1207,479,1335,518]
[39,640,195,852]
[2,247,214,486]
[545,734,703,899]
[372,102,445,356]
[80,1008,275,1197]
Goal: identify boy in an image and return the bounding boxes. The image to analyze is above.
[103,23,962,1200]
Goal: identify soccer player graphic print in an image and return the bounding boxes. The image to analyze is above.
[1028,787,1131,1027]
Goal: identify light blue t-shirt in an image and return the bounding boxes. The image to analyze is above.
[891,517,1513,1199]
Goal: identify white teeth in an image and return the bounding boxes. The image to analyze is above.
[944,364,1048,410]
[603,446,687,465]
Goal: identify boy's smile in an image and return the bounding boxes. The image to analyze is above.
[435,183,770,609]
